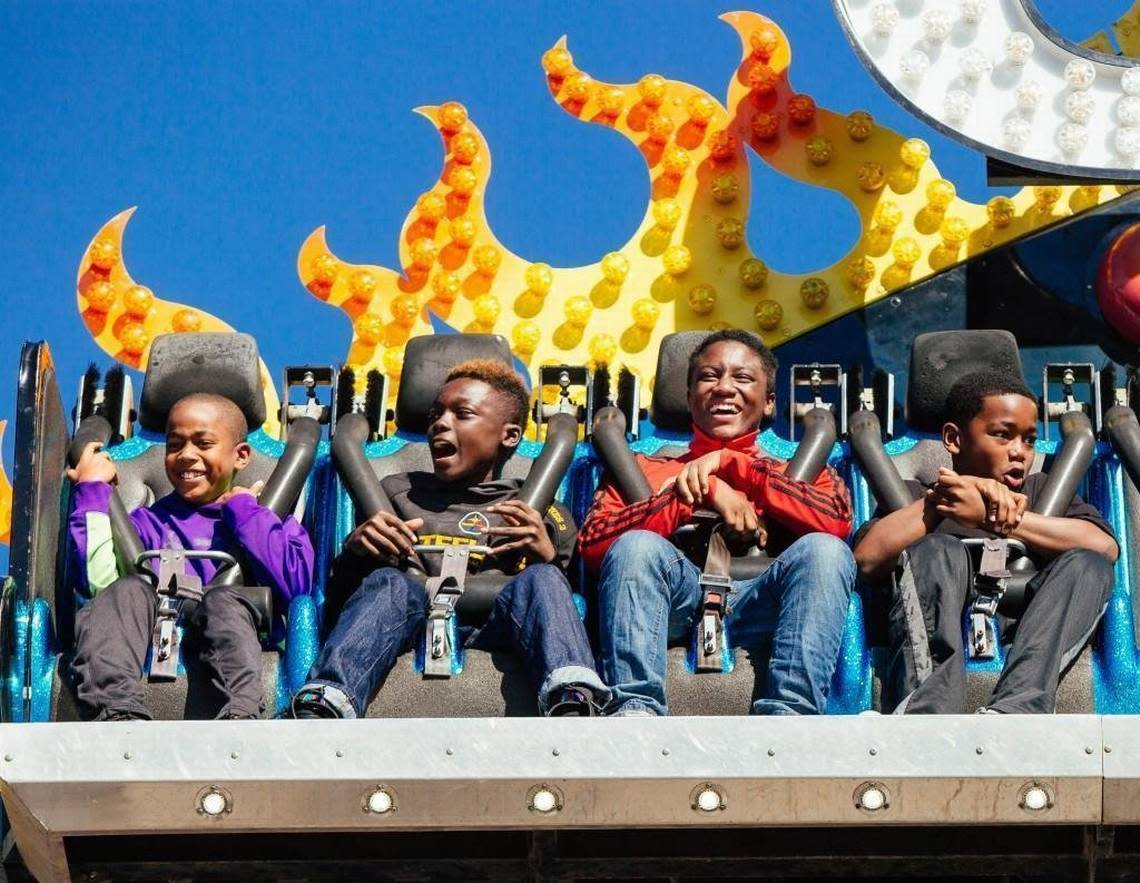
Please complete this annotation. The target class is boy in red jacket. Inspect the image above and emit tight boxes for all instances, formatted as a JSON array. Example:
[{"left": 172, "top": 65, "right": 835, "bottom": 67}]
[{"left": 581, "top": 330, "right": 854, "bottom": 716}]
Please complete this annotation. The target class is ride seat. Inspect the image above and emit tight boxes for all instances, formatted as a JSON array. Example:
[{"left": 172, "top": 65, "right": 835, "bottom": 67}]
[
  {"left": 588, "top": 331, "right": 871, "bottom": 715},
  {"left": 52, "top": 332, "right": 321, "bottom": 720},
  {"left": 332, "top": 333, "right": 584, "bottom": 717},
  {"left": 853, "top": 330, "right": 1099, "bottom": 713}
]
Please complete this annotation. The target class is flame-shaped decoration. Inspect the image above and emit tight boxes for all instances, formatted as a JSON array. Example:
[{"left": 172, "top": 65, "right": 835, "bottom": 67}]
[
  {"left": 77, "top": 208, "right": 282, "bottom": 435},
  {"left": 0, "top": 422, "right": 11, "bottom": 545},
  {"left": 297, "top": 12, "right": 1123, "bottom": 398}
]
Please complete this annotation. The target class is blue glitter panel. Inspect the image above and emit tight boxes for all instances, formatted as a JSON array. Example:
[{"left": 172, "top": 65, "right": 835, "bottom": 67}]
[
  {"left": 28, "top": 597, "right": 56, "bottom": 722},
  {"left": 278, "top": 595, "right": 320, "bottom": 713},
  {"left": 6, "top": 596, "right": 29, "bottom": 723},
  {"left": 1090, "top": 457, "right": 1140, "bottom": 714},
  {"left": 827, "top": 593, "right": 873, "bottom": 715}
]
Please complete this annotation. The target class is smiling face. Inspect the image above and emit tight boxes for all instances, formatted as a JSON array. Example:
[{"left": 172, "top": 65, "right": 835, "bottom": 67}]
[
  {"left": 944, "top": 393, "right": 1037, "bottom": 489},
  {"left": 427, "top": 378, "right": 521, "bottom": 484},
  {"left": 687, "top": 340, "right": 775, "bottom": 440},
  {"left": 164, "top": 398, "right": 251, "bottom": 504}
]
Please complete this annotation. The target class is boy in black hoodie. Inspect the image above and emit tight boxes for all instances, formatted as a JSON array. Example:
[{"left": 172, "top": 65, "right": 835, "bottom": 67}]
[{"left": 290, "top": 359, "right": 608, "bottom": 717}]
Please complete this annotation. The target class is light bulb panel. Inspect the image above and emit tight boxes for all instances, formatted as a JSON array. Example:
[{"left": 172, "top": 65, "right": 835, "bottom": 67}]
[{"left": 834, "top": 0, "right": 1140, "bottom": 177}]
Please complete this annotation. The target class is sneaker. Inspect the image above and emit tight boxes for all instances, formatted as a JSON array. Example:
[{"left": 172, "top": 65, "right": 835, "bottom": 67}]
[
  {"left": 289, "top": 687, "right": 343, "bottom": 720},
  {"left": 219, "top": 711, "right": 260, "bottom": 721},
  {"left": 547, "top": 687, "right": 597, "bottom": 717},
  {"left": 608, "top": 702, "right": 657, "bottom": 718}
]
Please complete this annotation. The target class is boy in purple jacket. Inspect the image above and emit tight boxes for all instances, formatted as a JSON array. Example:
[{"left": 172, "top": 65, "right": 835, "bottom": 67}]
[{"left": 67, "top": 393, "right": 314, "bottom": 720}]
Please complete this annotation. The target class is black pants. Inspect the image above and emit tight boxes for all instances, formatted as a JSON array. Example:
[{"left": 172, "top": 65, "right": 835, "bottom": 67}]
[
  {"left": 71, "top": 576, "right": 263, "bottom": 719},
  {"left": 888, "top": 534, "right": 1114, "bottom": 714}
]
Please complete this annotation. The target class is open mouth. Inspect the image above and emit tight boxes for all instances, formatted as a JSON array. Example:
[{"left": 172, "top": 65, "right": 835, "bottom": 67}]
[
  {"left": 430, "top": 439, "right": 458, "bottom": 463},
  {"left": 177, "top": 469, "right": 207, "bottom": 483},
  {"left": 707, "top": 402, "right": 741, "bottom": 418},
  {"left": 1003, "top": 468, "right": 1025, "bottom": 489}
]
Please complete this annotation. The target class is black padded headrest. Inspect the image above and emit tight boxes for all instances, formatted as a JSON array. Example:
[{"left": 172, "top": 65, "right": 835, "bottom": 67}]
[
  {"left": 906, "top": 330, "right": 1025, "bottom": 432},
  {"left": 394, "top": 334, "right": 514, "bottom": 433},
  {"left": 139, "top": 333, "right": 266, "bottom": 433},
  {"left": 650, "top": 331, "right": 712, "bottom": 431}
]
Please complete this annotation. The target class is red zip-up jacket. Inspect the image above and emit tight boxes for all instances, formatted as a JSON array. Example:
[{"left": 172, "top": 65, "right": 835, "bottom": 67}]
[{"left": 579, "top": 427, "right": 852, "bottom": 572}]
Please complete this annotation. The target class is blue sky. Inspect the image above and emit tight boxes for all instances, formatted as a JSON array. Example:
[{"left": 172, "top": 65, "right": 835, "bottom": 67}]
[{"left": 0, "top": 0, "right": 1126, "bottom": 572}]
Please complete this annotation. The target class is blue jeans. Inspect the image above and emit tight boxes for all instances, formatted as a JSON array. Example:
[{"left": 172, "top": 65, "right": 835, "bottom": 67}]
[
  {"left": 304, "top": 563, "right": 608, "bottom": 717},
  {"left": 597, "top": 530, "right": 855, "bottom": 716}
]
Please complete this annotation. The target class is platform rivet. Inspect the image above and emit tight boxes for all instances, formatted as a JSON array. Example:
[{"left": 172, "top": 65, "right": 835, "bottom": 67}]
[
  {"left": 1105, "top": 745, "right": 1114, "bottom": 754},
  {"left": 976, "top": 746, "right": 984, "bottom": 755},
  {"left": 335, "top": 750, "right": 344, "bottom": 758},
  {"left": 123, "top": 752, "right": 131, "bottom": 760},
  {"left": 767, "top": 748, "right": 776, "bottom": 757},
  {"left": 1086, "top": 746, "right": 1094, "bottom": 755},
  {"left": 552, "top": 748, "right": 561, "bottom": 757},
  {"left": 662, "top": 748, "right": 670, "bottom": 756},
  {"left": 446, "top": 748, "right": 454, "bottom": 756},
  {"left": 230, "top": 752, "right": 239, "bottom": 760},
  {"left": 3, "top": 754, "right": 11, "bottom": 762}
]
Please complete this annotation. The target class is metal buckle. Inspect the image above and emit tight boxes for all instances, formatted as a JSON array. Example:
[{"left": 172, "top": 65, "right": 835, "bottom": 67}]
[
  {"left": 695, "top": 573, "right": 732, "bottom": 673},
  {"left": 422, "top": 546, "right": 471, "bottom": 679},
  {"left": 147, "top": 549, "right": 203, "bottom": 682},
  {"left": 968, "top": 539, "right": 1009, "bottom": 661}
]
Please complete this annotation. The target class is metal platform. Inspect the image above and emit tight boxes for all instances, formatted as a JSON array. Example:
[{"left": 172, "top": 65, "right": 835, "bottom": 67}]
[{"left": 4, "top": 715, "right": 1140, "bottom": 881}]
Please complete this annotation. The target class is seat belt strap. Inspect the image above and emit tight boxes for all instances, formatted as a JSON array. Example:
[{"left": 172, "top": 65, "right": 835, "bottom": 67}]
[
  {"left": 695, "top": 530, "right": 733, "bottom": 673},
  {"left": 422, "top": 546, "right": 471, "bottom": 679},
  {"left": 148, "top": 549, "right": 205, "bottom": 682},
  {"left": 968, "top": 538, "right": 1010, "bottom": 661}
]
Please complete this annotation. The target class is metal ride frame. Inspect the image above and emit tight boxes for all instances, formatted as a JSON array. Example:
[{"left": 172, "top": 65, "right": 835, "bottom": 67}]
[{"left": 4, "top": 716, "right": 1140, "bottom": 881}]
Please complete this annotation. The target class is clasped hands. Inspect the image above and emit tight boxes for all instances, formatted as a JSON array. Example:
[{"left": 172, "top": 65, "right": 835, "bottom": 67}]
[
  {"left": 345, "top": 500, "right": 556, "bottom": 565},
  {"left": 668, "top": 451, "right": 767, "bottom": 552},
  {"left": 926, "top": 467, "right": 1026, "bottom": 536}
]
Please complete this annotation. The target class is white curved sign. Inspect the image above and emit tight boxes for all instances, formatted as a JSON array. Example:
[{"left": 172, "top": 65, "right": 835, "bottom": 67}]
[{"left": 833, "top": 0, "right": 1140, "bottom": 179}]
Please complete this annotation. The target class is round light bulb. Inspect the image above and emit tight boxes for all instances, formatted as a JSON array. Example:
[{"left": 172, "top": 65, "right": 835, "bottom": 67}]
[
  {"left": 754, "top": 299, "right": 782, "bottom": 330},
  {"left": 696, "top": 788, "right": 722, "bottom": 813},
  {"left": 1003, "top": 32, "right": 1034, "bottom": 65},
  {"left": 512, "top": 321, "right": 542, "bottom": 354},
  {"left": 1065, "top": 59, "right": 1096, "bottom": 91},
  {"left": 1117, "top": 127, "right": 1140, "bottom": 157},
  {"left": 1022, "top": 786, "right": 1048, "bottom": 812},
  {"left": 986, "top": 196, "right": 1016, "bottom": 228},
  {"left": 1002, "top": 117, "right": 1031, "bottom": 149},
  {"left": 525, "top": 263, "right": 553, "bottom": 296},
  {"left": 1065, "top": 91, "right": 1095, "bottom": 124},
  {"left": 739, "top": 258, "right": 769, "bottom": 290},
  {"left": 870, "top": 2, "right": 900, "bottom": 36},
  {"left": 959, "top": 48, "right": 993, "bottom": 80},
  {"left": 921, "top": 8, "right": 952, "bottom": 43},
  {"left": 874, "top": 200, "right": 903, "bottom": 231},
  {"left": 800, "top": 277, "right": 829, "bottom": 309},
  {"left": 1057, "top": 121, "right": 1088, "bottom": 155},
  {"left": 653, "top": 198, "right": 682, "bottom": 229},
  {"left": 959, "top": 0, "right": 987, "bottom": 23},
  {"left": 1123, "top": 67, "right": 1140, "bottom": 96},
  {"left": 859, "top": 786, "right": 886, "bottom": 811},
  {"left": 367, "top": 789, "right": 393, "bottom": 814},
  {"left": 1119, "top": 96, "right": 1140, "bottom": 125},
  {"left": 200, "top": 790, "right": 227, "bottom": 816},
  {"left": 531, "top": 788, "right": 558, "bottom": 813},
  {"left": 900, "top": 138, "right": 930, "bottom": 169},
  {"left": 1016, "top": 81, "right": 1042, "bottom": 112},
  {"left": 944, "top": 90, "right": 973, "bottom": 123},
  {"left": 900, "top": 49, "right": 930, "bottom": 83},
  {"left": 847, "top": 110, "right": 874, "bottom": 141}
]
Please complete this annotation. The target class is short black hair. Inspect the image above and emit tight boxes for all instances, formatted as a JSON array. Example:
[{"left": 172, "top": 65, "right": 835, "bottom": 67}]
[
  {"left": 944, "top": 370, "right": 1036, "bottom": 427},
  {"left": 687, "top": 329, "right": 778, "bottom": 389},
  {"left": 445, "top": 359, "right": 530, "bottom": 432},
  {"left": 168, "top": 393, "right": 249, "bottom": 443}
]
